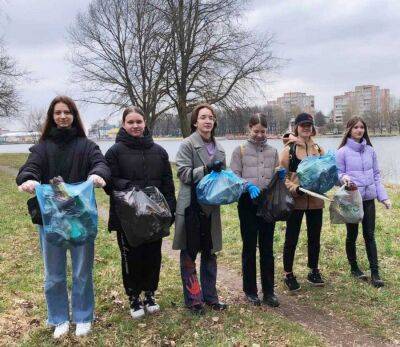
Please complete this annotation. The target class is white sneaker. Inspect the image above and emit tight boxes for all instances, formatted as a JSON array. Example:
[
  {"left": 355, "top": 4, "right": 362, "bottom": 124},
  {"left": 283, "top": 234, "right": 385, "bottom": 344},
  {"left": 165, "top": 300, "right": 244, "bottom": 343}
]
[
  {"left": 144, "top": 292, "right": 160, "bottom": 314},
  {"left": 130, "top": 296, "right": 145, "bottom": 319},
  {"left": 53, "top": 321, "right": 69, "bottom": 339},
  {"left": 75, "top": 322, "right": 92, "bottom": 337}
]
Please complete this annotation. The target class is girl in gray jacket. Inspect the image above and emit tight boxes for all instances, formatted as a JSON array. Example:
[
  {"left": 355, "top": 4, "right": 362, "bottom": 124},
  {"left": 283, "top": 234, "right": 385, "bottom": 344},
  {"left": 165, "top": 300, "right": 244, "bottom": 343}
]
[
  {"left": 230, "top": 114, "right": 280, "bottom": 307},
  {"left": 173, "top": 103, "right": 227, "bottom": 315}
]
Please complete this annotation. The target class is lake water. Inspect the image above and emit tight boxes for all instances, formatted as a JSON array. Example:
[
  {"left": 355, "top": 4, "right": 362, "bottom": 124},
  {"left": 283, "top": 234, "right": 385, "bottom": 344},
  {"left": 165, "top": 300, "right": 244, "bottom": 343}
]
[{"left": 1, "top": 136, "right": 399, "bottom": 184}]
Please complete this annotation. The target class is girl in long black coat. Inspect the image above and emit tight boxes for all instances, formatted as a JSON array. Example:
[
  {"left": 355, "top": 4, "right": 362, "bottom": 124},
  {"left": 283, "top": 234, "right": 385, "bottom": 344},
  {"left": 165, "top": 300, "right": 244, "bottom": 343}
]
[{"left": 105, "top": 106, "right": 176, "bottom": 319}]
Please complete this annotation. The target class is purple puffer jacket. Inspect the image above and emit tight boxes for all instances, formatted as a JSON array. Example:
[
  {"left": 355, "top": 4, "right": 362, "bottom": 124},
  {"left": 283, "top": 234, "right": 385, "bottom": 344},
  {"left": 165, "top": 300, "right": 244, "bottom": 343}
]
[{"left": 336, "top": 138, "right": 388, "bottom": 202}]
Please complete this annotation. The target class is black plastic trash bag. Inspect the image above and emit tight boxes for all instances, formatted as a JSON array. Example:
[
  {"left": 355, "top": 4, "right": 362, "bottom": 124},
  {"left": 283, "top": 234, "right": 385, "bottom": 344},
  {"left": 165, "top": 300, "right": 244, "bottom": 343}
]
[
  {"left": 113, "top": 186, "right": 172, "bottom": 247},
  {"left": 329, "top": 185, "right": 364, "bottom": 224},
  {"left": 257, "top": 173, "right": 295, "bottom": 223}
]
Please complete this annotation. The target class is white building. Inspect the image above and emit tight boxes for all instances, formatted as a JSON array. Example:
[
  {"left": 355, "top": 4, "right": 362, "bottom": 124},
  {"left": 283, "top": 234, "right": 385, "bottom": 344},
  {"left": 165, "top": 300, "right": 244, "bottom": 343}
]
[
  {"left": 333, "top": 85, "right": 390, "bottom": 124},
  {"left": 268, "top": 92, "right": 315, "bottom": 116}
]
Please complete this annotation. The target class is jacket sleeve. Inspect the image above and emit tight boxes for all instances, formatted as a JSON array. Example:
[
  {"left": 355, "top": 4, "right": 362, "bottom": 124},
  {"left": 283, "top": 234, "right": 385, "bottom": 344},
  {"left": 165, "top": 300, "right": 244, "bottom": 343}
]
[
  {"left": 335, "top": 148, "right": 347, "bottom": 183},
  {"left": 372, "top": 149, "right": 388, "bottom": 202},
  {"left": 279, "top": 146, "right": 300, "bottom": 196},
  {"left": 16, "top": 145, "right": 45, "bottom": 185},
  {"left": 176, "top": 140, "right": 205, "bottom": 184},
  {"left": 104, "top": 146, "right": 132, "bottom": 194},
  {"left": 87, "top": 142, "right": 111, "bottom": 184},
  {"left": 230, "top": 146, "right": 243, "bottom": 178},
  {"left": 160, "top": 150, "right": 176, "bottom": 214}
]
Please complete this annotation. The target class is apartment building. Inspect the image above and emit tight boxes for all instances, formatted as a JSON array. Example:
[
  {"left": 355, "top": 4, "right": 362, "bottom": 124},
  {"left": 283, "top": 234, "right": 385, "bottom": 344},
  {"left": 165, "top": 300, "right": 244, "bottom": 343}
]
[
  {"left": 268, "top": 92, "right": 315, "bottom": 116},
  {"left": 333, "top": 85, "right": 390, "bottom": 124}
]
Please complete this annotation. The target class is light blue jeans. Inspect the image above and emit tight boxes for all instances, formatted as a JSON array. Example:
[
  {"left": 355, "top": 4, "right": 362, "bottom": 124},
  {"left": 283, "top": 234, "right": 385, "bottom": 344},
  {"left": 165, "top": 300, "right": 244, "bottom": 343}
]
[{"left": 38, "top": 226, "right": 95, "bottom": 326}]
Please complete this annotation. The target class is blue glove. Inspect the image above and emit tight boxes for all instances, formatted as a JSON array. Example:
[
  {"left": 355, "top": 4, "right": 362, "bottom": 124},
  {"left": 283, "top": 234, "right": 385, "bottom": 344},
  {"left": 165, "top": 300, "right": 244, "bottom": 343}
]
[
  {"left": 246, "top": 182, "right": 261, "bottom": 199},
  {"left": 277, "top": 167, "right": 286, "bottom": 181}
]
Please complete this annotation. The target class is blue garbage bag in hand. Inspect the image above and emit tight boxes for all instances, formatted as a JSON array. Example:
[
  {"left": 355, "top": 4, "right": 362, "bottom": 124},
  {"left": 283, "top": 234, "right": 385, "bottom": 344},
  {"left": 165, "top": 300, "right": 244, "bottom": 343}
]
[
  {"left": 35, "top": 177, "right": 98, "bottom": 247},
  {"left": 296, "top": 151, "right": 338, "bottom": 194},
  {"left": 196, "top": 169, "right": 246, "bottom": 205}
]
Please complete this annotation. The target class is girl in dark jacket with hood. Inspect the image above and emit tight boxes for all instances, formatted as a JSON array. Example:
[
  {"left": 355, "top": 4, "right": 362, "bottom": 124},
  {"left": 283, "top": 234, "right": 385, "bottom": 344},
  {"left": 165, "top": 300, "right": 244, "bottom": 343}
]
[
  {"left": 16, "top": 96, "right": 110, "bottom": 339},
  {"left": 105, "top": 106, "right": 176, "bottom": 319}
]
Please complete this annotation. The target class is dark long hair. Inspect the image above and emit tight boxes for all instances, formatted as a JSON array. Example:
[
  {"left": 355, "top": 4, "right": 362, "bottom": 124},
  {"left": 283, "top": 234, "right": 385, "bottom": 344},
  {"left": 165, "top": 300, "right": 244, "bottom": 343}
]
[
  {"left": 338, "top": 116, "right": 372, "bottom": 149},
  {"left": 190, "top": 103, "right": 218, "bottom": 138},
  {"left": 249, "top": 113, "right": 268, "bottom": 128},
  {"left": 40, "top": 96, "right": 86, "bottom": 140}
]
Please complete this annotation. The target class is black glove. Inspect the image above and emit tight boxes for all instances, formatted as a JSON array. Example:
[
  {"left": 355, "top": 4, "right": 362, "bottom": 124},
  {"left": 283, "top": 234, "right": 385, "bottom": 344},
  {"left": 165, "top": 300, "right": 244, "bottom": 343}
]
[
  {"left": 296, "top": 186, "right": 305, "bottom": 196},
  {"left": 206, "top": 160, "right": 223, "bottom": 173}
]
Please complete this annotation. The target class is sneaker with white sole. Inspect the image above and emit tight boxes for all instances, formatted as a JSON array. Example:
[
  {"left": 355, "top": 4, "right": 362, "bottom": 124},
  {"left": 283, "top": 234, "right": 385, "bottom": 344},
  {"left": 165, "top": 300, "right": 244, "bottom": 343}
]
[
  {"left": 144, "top": 291, "right": 160, "bottom": 314},
  {"left": 75, "top": 322, "right": 92, "bottom": 337},
  {"left": 53, "top": 321, "right": 69, "bottom": 339},
  {"left": 130, "top": 296, "right": 145, "bottom": 319}
]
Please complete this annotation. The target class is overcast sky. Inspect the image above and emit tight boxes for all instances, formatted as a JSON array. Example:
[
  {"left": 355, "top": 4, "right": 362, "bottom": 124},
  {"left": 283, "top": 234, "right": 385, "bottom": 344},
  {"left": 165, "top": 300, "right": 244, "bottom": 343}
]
[{"left": 1, "top": 0, "right": 399, "bottom": 130}]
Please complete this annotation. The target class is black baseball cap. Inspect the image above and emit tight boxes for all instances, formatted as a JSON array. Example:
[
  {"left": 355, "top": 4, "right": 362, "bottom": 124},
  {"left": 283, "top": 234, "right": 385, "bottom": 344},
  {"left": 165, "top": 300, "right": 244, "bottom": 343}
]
[{"left": 294, "top": 113, "right": 314, "bottom": 126}]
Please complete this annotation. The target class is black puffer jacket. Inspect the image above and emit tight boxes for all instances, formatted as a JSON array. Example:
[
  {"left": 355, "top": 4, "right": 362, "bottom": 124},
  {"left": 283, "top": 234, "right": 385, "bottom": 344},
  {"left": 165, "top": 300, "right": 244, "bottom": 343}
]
[
  {"left": 105, "top": 127, "right": 176, "bottom": 232},
  {"left": 16, "top": 127, "right": 110, "bottom": 185}
]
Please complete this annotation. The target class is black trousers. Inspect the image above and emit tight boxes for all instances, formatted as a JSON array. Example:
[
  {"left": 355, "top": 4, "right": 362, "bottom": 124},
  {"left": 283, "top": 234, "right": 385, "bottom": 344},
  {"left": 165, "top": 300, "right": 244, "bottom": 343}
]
[
  {"left": 116, "top": 230, "right": 162, "bottom": 298},
  {"left": 238, "top": 194, "right": 275, "bottom": 296},
  {"left": 283, "top": 209, "right": 323, "bottom": 273},
  {"left": 346, "top": 199, "right": 379, "bottom": 272}
]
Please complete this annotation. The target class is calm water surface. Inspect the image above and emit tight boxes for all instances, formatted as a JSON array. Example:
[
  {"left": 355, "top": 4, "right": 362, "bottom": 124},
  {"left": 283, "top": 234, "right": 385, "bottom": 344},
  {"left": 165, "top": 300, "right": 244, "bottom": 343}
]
[{"left": 1, "top": 136, "right": 399, "bottom": 184}]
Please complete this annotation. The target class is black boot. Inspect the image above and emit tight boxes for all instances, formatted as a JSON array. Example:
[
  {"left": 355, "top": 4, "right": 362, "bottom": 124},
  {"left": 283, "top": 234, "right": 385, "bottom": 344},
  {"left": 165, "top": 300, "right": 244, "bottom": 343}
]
[
  {"left": 350, "top": 263, "right": 368, "bottom": 281},
  {"left": 263, "top": 293, "right": 280, "bottom": 307},
  {"left": 371, "top": 271, "right": 384, "bottom": 288}
]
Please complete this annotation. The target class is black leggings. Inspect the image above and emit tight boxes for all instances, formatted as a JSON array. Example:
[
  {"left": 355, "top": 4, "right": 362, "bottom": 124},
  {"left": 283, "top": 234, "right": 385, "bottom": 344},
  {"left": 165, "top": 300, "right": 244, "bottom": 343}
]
[
  {"left": 283, "top": 209, "right": 323, "bottom": 273},
  {"left": 346, "top": 199, "right": 378, "bottom": 272},
  {"left": 238, "top": 194, "right": 275, "bottom": 295},
  {"left": 116, "top": 230, "right": 162, "bottom": 298}
]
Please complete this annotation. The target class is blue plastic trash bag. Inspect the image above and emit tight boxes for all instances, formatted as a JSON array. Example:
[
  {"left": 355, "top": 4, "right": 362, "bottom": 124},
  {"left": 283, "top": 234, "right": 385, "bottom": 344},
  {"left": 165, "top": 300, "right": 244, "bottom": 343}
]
[
  {"left": 329, "top": 185, "right": 364, "bottom": 224},
  {"left": 297, "top": 151, "right": 338, "bottom": 194},
  {"left": 35, "top": 177, "right": 98, "bottom": 247},
  {"left": 196, "top": 169, "right": 246, "bottom": 205}
]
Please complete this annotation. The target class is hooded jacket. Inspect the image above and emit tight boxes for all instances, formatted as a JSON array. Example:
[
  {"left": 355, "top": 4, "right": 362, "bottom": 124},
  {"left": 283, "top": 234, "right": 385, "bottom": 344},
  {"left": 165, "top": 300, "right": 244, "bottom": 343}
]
[
  {"left": 279, "top": 137, "right": 325, "bottom": 210},
  {"left": 16, "top": 127, "right": 110, "bottom": 185},
  {"left": 336, "top": 137, "right": 388, "bottom": 202},
  {"left": 105, "top": 127, "right": 176, "bottom": 232}
]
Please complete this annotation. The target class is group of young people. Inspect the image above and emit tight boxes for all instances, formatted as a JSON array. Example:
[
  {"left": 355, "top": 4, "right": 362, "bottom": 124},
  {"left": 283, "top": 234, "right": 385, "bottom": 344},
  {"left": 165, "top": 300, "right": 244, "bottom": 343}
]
[{"left": 16, "top": 96, "right": 390, "bottom": 339}]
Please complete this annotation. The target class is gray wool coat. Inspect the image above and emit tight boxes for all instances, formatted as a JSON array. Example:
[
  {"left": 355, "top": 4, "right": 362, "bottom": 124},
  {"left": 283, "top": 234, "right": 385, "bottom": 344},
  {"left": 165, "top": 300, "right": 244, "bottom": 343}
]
[{"left": 172, "top": 131, "right": 226, "bottom": 253}]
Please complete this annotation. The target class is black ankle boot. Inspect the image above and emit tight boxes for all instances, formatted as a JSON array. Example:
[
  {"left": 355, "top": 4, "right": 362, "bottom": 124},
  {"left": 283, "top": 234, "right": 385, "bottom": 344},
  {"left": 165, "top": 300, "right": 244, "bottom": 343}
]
[
  {"left": 350, "top": 264, "right": 368, "bottom": 281},
  {"left": 371, "top": 271, "right": 384, "bottom": 288}
]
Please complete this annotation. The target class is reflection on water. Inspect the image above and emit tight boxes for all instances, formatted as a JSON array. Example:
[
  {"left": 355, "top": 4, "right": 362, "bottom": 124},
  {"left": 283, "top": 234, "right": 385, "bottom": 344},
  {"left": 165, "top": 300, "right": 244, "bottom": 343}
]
[{"left": 1, "top": 136, "right": 399, "bottom": 184}]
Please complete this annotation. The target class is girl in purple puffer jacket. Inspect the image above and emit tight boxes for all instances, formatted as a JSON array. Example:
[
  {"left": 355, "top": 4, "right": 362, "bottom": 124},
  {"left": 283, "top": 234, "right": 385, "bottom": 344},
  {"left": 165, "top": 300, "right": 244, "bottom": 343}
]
[{"left": 336, "top": 116, "right": 391, "bottom": 287}]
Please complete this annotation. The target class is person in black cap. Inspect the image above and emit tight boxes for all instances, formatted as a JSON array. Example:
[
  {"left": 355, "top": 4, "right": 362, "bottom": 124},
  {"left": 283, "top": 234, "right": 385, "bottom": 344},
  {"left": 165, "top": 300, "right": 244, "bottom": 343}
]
[{"left": 279, "top": 113, "right": 326, "bottom": 292}]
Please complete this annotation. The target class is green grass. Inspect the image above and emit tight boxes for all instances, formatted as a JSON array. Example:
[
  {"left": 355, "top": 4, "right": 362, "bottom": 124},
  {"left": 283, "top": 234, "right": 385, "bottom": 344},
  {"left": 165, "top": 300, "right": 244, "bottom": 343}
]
[
  {"left": 2, "top": 153, "right": 399, "bottom": 344},
  {"left": 0, "top": 163, "right": 321, "bottom": 345}
]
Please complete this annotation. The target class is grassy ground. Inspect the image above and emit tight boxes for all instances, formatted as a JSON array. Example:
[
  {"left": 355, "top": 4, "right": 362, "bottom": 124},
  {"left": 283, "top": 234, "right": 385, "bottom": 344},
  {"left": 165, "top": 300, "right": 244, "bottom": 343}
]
[
  {"left": 1, "top": 153, "right": 399, "bottom": 345},
  {"left": 0, "top": 164, "right": 321, "bottom": 345}
]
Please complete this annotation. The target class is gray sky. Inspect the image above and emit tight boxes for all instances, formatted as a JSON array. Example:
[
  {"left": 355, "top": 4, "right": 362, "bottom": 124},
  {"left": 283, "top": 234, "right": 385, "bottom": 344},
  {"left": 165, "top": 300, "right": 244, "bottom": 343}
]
[{"left": 1, "top": 0, "right": 399, "bottom": 130}]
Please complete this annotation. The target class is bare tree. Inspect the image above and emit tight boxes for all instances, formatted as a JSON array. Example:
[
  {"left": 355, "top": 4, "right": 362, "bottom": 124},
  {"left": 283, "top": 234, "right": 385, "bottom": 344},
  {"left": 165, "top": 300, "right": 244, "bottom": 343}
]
[
  {"left": 20, "top": 107, "right": 47, "bottom": 133},
  {"left": 0, "top": 43, "right": 23, "bottom": 117},
  {"left": 157, "top": 0, "right": 277, "bottom": 137},
  {"left": 68, "top": 0, "right": 172, "bottom": 128}
]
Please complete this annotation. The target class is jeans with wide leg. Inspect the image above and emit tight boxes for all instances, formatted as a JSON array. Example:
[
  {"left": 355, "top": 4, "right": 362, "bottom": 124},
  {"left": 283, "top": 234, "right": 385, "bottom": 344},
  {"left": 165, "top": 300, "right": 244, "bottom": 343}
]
[{"left": 39, "top": 226, "right": 95, "bottom": 326}]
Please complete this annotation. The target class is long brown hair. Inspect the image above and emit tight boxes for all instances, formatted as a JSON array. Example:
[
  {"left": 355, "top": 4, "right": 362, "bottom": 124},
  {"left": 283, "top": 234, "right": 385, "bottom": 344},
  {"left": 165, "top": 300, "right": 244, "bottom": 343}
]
[
  {"left": 40, "top": 96, "right": 86, "bottom": 140},
  {"left": 190, "top": 103, "right": 218, "bottom": 138},
  {"left": 338, "top": 116, "right": 372, "bottom": 149}
]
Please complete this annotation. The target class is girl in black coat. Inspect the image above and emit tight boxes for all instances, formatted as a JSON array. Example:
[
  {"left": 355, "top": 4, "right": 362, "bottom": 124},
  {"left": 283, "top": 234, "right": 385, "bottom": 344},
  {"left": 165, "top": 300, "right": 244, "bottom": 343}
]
[
  {"left": 16, "top": 96, "right": 110, "bottom": 339},
  {"left": 105, "top": 106, "right": 176, "bottom": 319}
]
